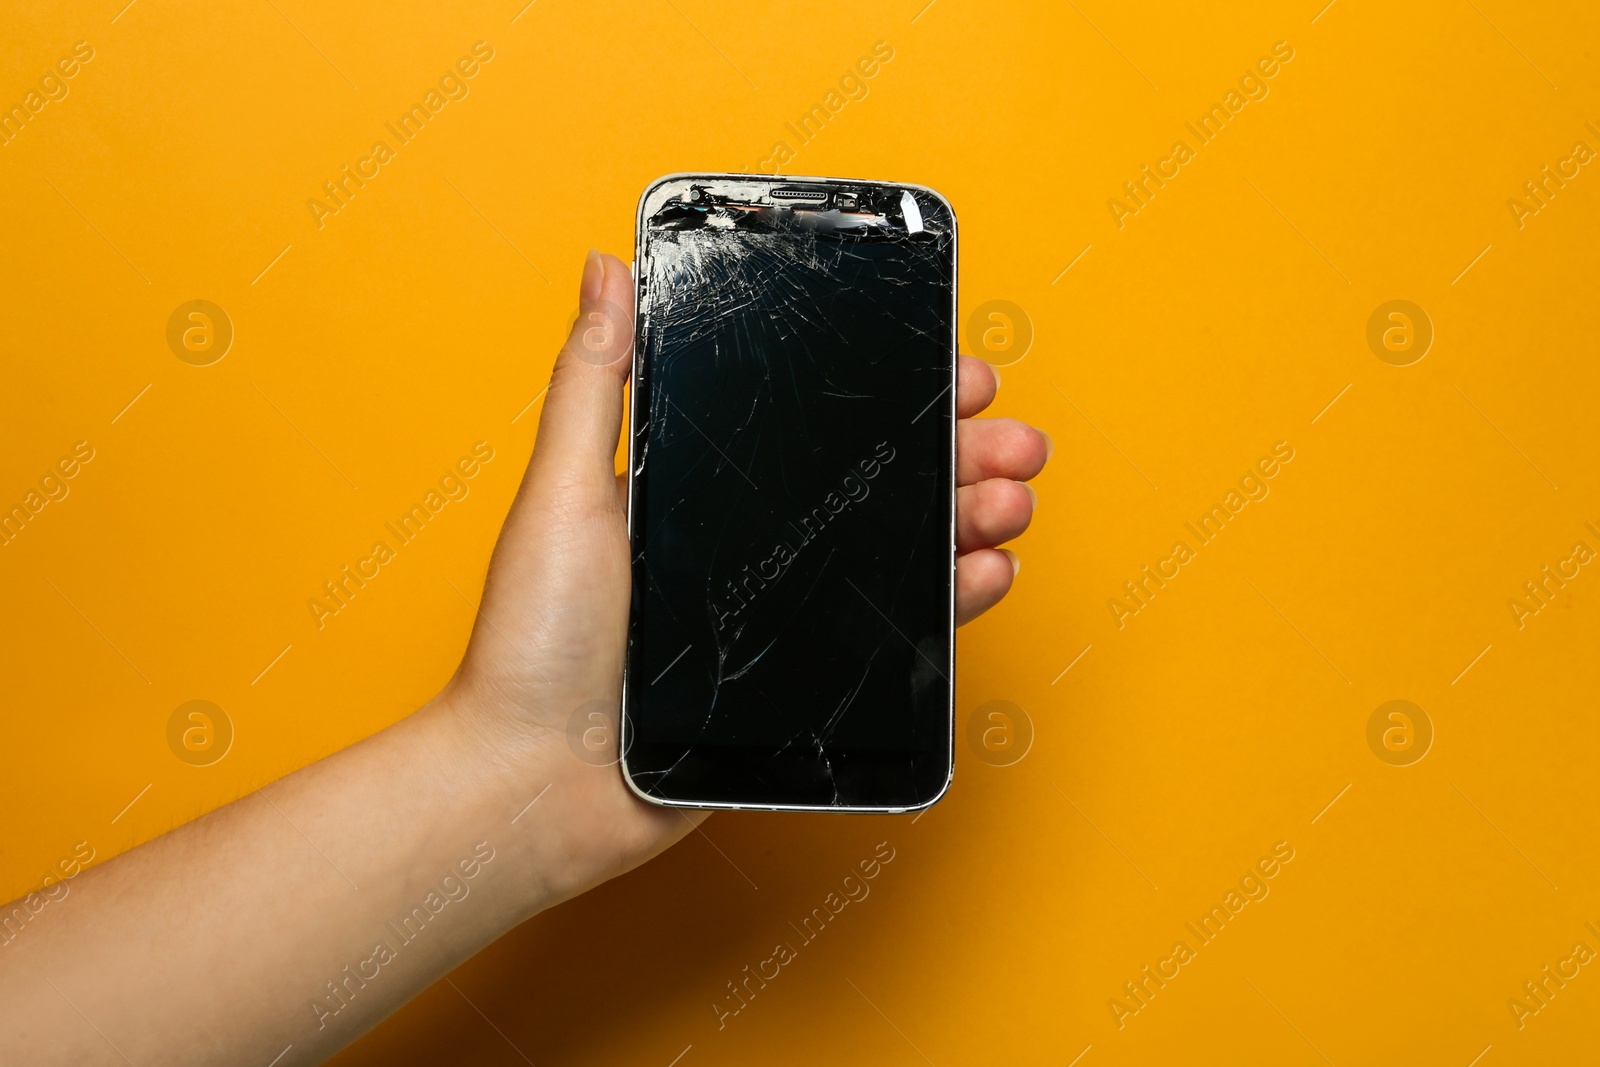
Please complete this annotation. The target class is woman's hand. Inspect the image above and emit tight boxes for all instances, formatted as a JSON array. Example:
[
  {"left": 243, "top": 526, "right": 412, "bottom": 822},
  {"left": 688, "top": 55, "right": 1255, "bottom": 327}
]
[
  {"left": 444, "top": 250, "right": 1053, "bottom": 906},
  {"left": 0, "top": 249, "right": 1052, "bottom": 1067}
]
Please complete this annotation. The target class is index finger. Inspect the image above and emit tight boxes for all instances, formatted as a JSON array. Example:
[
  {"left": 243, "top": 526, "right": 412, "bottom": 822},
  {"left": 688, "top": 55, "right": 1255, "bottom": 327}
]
[{"left": 958, "top": 354, "right": 999, "bottom": 418}]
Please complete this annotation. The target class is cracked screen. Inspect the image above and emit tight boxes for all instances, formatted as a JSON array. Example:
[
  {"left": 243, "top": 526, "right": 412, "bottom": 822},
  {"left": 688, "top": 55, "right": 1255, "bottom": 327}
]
[{"left": 623, "top": 175, "right": 956, "bottom": 811}]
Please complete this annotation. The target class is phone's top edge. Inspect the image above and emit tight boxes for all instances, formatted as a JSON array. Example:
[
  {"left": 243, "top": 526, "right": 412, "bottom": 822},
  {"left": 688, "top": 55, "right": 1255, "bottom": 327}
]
[
  {"left": 636, "top": 172, "right": 957, "bottom": 217},
  {"left": 640, "top": 171, "right": 940, "bottom": 188}
]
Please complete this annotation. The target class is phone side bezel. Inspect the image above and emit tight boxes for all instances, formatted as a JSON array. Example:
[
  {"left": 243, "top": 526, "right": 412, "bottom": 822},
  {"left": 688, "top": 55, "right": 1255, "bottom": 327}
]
[{"left": 618, "top": 172, "right": 958, "bottom": 815}]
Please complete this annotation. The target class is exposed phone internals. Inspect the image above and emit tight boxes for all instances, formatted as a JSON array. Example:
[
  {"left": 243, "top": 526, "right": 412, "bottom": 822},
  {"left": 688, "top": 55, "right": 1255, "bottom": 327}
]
[{"left": 621, "top": 173, "right": 957, "bottom": 812}]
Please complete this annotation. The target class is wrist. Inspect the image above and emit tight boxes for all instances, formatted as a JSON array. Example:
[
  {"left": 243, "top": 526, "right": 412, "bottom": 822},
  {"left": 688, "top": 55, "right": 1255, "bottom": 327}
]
[
  {"left": 424, "top": 680, "right": 627, "bottom": 912},
  {"left": 397, "top": 686, "right": 557, "bottom": 918}
]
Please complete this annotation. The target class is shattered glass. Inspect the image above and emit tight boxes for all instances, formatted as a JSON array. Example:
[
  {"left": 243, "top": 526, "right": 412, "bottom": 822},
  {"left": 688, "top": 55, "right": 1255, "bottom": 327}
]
[{"left": 622, "top": 175, "right": 956, "bottom": 811}]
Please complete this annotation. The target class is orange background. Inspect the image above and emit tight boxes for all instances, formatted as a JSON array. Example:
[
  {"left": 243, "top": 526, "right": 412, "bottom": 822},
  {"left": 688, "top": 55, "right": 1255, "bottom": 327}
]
[{"left": 4, "top": 0, "right": 1598, "bottom": 1063}]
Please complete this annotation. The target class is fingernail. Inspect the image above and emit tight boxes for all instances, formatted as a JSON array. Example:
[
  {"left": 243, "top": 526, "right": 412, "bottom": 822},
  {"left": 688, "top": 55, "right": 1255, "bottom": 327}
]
[
  {"left": 580, "top": 249, "right": 604, "bottom": 304},
  {"left": 991, "top": 366, "right": 1002, "bottom": 389},
  {"left": 1040, "top": 431, "right": 1054, "bottom": 462},
  {"left": 1001, "top": 549, "right": 1020, "bottom": 576},
  {"left": 1023, "top": 483, "right": 1037, "bottom": 508}
]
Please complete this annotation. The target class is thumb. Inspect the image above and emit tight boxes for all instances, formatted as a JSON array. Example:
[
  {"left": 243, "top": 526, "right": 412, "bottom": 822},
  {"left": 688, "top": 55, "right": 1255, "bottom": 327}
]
[{"left": 526, "top": 250, "right": 635, "bottom": 493}]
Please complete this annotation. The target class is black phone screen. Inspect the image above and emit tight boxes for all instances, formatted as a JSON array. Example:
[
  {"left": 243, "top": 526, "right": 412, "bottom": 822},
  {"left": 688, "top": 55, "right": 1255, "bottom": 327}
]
[{"left": 623, "top": 175, "right": 955, "bottom": 811}]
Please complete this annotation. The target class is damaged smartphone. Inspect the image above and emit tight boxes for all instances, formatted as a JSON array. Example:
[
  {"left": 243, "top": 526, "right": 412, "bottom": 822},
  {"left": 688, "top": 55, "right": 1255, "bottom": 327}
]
[{"left": 620, "top": 173, "right": 957, "bottom": 813}]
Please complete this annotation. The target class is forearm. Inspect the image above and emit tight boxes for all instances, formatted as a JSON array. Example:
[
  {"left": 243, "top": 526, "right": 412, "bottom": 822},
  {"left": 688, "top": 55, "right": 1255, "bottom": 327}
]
[{"left": 0, "top": 691, "right": 562, "bottom": 1066}]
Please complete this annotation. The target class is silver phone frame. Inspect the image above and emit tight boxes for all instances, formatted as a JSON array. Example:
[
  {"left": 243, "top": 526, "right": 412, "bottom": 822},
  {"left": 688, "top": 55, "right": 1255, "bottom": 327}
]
[{"left": 618, "top": 172, "right": 958, "bottom": 815}]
